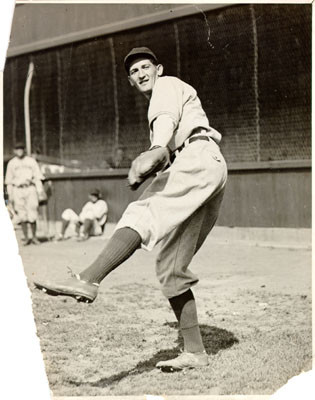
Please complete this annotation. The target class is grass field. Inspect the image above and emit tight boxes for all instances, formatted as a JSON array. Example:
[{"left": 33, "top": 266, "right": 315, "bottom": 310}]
[{"left": 19, "top": 226, "right": 312, "bottom": 397}]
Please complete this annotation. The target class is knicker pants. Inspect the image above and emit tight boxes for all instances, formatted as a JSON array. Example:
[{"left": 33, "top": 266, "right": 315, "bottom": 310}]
[
  {"left": 115, "top": 138, "right": 228, "bottom": 297},
  {"left": 12, "top": 185, "right": 39, "bottom": 223},
  {"left": 61, "top": 208, "right": 103, "bottom": 236}
]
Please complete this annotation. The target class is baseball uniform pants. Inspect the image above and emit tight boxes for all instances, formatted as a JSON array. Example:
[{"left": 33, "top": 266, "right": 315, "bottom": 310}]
[
  {"left": 61, "top": 209, "right": 103, "bottom": 236},
  {"left": 115, "top": 138, "right": 227, "bottom": 298},
  {"left": 12, "top": 185, "right": 39, "bottom": 223}
]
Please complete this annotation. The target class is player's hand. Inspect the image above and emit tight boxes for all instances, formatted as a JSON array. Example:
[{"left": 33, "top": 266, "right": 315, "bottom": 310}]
[{"left": 128, "top": 146, "right": 170, "bottom": 190}]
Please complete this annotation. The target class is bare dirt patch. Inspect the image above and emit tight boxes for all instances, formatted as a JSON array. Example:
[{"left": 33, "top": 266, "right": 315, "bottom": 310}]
[{"left": 19, "top": 232, "right": 312, "bottom": 396}]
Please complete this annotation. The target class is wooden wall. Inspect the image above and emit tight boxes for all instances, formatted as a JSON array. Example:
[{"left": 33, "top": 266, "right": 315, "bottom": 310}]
[
  {"left": 44, "top": 164, "right": 311, "bottom": 228},
  {"left": 219, "top": 165, "right": 311, "bottom": 228}
]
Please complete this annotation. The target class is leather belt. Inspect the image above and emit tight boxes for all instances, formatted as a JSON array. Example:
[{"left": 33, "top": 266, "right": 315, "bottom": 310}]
[
  {"left": 15, "top": 183, "right": 32, "bottom": 188},
  {"left": 176, "top": 135, "right": 213, "bottom": 153},
  {"left": 170, "top": 134, "right": 215, "bottom": 164}
]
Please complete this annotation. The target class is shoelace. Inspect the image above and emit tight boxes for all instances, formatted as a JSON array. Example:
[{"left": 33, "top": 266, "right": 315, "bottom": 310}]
[
  {"left": 66, "top": 266, "right": 99, "bottom": 287},
  {"left": 67, "top": 266, "right": 80, "bottom": 280}
]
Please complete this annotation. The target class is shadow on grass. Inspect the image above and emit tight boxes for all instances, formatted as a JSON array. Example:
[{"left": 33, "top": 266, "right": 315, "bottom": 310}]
[{"left": 66, "top": 323, "right": 238, "bottom": 388}]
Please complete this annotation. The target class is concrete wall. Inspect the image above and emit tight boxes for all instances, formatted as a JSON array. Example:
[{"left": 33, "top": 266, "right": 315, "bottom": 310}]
[{"left": 44, "top": 163, "right": 311, "bottom": 228}]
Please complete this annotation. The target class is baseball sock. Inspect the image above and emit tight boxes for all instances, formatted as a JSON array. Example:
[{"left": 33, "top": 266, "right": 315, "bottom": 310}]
[
  {"left": 75, "top": 221, "right": 81, "bottom": 236},
  {"left": 60, "top": 218, "right": 70, "bottom": 236},
  {"left": 30, "top": 222, "right": 37, "bottom": 238},
  {"left": 79, "top": 227, "right": 141, "bottom": 284},
  {"left": 169, "top": 289, "right": 205, "bottom": 354},
  {"left": 21, "top": 222, "right": 28, "bottom": 239},
  {"left": 82, "top": 219, "right": 93, "bottom": 237}
]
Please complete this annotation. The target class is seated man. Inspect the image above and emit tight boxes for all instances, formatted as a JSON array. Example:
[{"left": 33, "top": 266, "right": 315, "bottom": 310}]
[{"left": 56, "top": 189, "right": 108, "bottom": 241}]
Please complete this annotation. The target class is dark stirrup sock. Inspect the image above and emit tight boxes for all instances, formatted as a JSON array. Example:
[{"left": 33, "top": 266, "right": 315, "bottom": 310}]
[
  {"left": 30, "top": 222, "right": 37, "bottom": 237},
  {"left": 75, "top": 222, "right": 81, "bottom": 236},
  {"left": 79, "top": 227, "right": 142, "bottom": 284},
  {"left": 61, "top": 218, "right": 70, "bottom": 236},
  {"left": 21, "top": 222, "right": 28, "bottom": 240},
  {"left": 169, "top": 289, "right": 205, "bottom": 354},
  {"left": 82, "top": 219, "right": 93, "bottom": 237}
]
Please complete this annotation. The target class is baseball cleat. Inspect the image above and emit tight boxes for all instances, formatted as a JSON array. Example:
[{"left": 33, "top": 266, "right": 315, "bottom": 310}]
[
  {"left": 156, "top": 351, "right": 209, "bottom": 372},
  {"left": 34, "top": 273, "right": 99, "bottom": 303},
  {"left": 55, "top": 234, "right": 65, "bottom": 241},
  {"left": 76, "top": 234, "right": 89, "bottom": 242},
  {"left": 31, "top": 237, "right": 41, "bottom": 245}
]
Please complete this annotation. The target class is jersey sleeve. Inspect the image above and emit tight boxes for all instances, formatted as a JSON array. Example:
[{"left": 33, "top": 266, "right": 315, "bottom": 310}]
[
  {"left": 5, "top": 160, "right": 14, "bottom": 185},
  {"left": 31, "top": 158, "right": 45, "bottom": 181},
  {"left": 81, "top": 202, "right": 91, "bottom": 214},
  {"left": 148, "top": 77, "right": 184, "bottom": 129},
  {"left": 93, "top": 200, "right": 108, "bottom": 220}
]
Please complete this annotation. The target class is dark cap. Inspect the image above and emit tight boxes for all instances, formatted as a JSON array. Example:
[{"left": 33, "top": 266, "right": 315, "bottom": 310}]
[
  {"left": 124, "top": 47, "right": 158, "bottom": 73},
  {"left": 14, "top": 142, "right": 25, "bottom": 149},
  {"left": 89, "top": 188, "right": 101, "bottom": 198}
]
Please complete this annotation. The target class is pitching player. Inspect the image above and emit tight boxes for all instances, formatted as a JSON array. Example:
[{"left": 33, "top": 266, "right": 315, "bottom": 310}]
[
  {"left": 5, "top": 142, "right": 46, "bottom": 245},
  {"left": 56, "top": 188, "right": 108, "bottom": 241},
  {"left": 35, "top": 47, "right": 227, "bottom": 372}
]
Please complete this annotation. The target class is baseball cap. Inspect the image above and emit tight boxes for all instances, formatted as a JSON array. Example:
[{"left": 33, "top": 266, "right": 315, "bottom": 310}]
[
  {"left": 124, "top": 47, "right": 158, "bottom": 73},
  {"left": 14, "top": 142, "right": 25, "bottom": 149},
  {"left": 89, "top": 188, "right": 101, "bottom": 198}
]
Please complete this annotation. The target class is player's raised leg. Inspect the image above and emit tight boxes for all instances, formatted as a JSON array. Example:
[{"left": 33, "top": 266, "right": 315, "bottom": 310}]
[{"left": 34, "top": 227, "right": 141, "bottom": 302}]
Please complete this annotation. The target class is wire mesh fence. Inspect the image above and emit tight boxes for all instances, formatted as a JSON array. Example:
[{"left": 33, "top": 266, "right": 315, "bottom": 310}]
[{"left": 3, "top": 4, "right": 311, "bottom": 169}]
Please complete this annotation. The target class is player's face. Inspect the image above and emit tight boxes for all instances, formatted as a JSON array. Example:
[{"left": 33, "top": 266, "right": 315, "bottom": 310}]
[
  {"left": 89, "top": 194, "right": 98, "bottom": 203},
  {"left": 14, "top": 148, "right": 25, "bottom": 158},
  {"left": 128, "top": 58, "right": 163, "bottom": 97}
]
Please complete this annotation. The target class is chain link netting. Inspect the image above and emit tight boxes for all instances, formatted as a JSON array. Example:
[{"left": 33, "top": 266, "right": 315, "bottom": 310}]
[{"left": 3, "top": 4, "right": 311, "bottom": 168}]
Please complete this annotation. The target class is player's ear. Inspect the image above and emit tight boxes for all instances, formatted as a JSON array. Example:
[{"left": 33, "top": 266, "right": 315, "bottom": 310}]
[
  {"left": 128, "top": 76, "right": 135, "bottom": 87},
  {"left": 157, "top": 64, "right": 164, "bottom": 76}
]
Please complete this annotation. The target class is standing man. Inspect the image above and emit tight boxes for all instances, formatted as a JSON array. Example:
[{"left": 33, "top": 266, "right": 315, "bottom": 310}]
[
  {"left": 5, "top": 142, "right": 45, "bottom": 245},
  {"left": 35, "top": 47, "right": 228, "bottom": 372},
  {"left": 56, "top": 188, "right": 108, "bottom": 241}
]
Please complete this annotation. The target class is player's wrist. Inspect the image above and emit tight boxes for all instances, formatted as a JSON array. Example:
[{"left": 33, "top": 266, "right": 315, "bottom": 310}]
[{"left": 149, "top": 145, "right": 171, "bottom": 155}]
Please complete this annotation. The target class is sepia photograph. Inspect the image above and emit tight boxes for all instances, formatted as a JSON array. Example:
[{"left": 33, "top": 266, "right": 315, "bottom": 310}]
[{"left": 1, "top": 1, "right": 312, "bottom": 399}]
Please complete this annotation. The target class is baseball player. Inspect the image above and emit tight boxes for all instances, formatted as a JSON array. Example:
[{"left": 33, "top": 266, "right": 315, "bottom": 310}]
[
  {"left": 5, "top": 142, "right": 46, "bottom": 245},
  {"left": 56, "top": 188, "right": 108, "bottom": 241},
  {"left": 106, "top": 147, "right": 131, "bottom": 169},
  {"left": 34, "top": 47, "right": 227, "bottom": 372}
]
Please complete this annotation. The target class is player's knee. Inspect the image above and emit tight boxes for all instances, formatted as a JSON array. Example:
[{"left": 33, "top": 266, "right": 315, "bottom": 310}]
[
  {"left": 27, "top": 213, "right": 37, "bottom": 223},
  {"left": 62, "top": 208, "right": 77, "bottom": 221}
]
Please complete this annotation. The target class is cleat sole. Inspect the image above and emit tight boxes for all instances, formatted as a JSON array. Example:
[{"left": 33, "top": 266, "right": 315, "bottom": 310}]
[
  {"left": 34, "top": 282, "right": 95, "bottom": 303},
  {"left": 157, "top": 365, "right": 182, "bottom": 373}
]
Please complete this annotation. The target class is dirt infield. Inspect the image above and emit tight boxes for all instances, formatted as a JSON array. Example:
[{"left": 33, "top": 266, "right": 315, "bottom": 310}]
[{"left": 18, "top": 226, "right": 312, "bottom": 397}]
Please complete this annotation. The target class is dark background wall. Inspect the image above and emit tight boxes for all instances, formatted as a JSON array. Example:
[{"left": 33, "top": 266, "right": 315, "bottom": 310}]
[{"left": 3, "top": 4, "right": 312, "bottom": 228}]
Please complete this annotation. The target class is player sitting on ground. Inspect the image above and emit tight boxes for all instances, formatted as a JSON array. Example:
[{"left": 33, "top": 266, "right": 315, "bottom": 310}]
[
  {"left": 34, "top": 47, "right": 228, "bottom": 372},
  {"left": 56, "top": 188, "right": 108, "bottom": 242}
]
